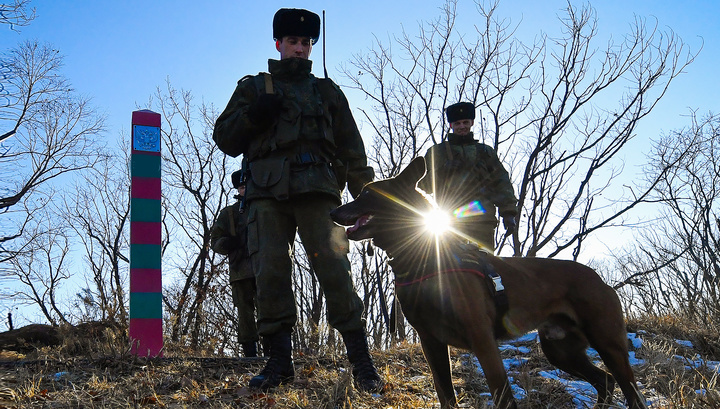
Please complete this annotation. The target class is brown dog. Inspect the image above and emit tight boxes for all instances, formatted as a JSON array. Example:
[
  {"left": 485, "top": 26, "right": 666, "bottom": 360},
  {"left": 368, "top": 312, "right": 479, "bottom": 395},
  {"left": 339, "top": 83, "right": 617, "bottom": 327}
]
[{"left": 330, "top": 157, "right": 647, "bottom": 409}]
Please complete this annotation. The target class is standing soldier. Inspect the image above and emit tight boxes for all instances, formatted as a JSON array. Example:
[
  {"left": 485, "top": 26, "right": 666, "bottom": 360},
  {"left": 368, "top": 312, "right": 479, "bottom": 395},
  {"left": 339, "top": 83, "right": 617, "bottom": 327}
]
[
  {"left": 418, "top": 102, "right": 518, "bottom": 251},
  {"left": 213, "top": 8, "right": 382, "bottom": 392},
  {"left": 210, "top": 169, "right": 259, "bottom": 357}
]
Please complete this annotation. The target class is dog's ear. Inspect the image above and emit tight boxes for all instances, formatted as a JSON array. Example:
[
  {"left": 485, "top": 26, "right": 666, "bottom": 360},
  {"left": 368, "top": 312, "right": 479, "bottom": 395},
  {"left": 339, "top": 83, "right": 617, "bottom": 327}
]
[{"left": 396, "top": 157, "right": 427, "bottom": 187}]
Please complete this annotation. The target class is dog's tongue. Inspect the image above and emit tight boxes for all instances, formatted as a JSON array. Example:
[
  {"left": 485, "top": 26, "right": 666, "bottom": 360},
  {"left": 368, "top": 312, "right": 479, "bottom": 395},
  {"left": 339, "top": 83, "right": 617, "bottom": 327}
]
[{"left": 346, "top": 214, "right": 370, "bottom": 235}]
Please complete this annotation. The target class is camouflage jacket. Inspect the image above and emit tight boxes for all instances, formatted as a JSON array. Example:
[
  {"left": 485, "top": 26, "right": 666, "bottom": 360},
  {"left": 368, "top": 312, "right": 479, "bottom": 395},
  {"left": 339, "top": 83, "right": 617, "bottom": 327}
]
[
  {"left": 209, "top": 200, "right": 253, "bottom": 282},
  {"left": 417, "top": 132, "right": 517, "bottom": 222},
  {"left": 213, "top": 57, "right": 373, "bottom": 202}
]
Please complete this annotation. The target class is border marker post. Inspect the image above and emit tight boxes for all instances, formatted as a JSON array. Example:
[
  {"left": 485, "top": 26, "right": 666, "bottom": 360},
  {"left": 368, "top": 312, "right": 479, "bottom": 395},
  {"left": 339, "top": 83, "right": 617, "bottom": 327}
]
[{"left": 129, "top": 109, "right": 163, "bottom": 357}]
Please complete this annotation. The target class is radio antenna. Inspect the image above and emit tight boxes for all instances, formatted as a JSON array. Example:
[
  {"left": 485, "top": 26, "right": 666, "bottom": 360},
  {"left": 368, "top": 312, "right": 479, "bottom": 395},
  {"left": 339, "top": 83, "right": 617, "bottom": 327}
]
[{"left": 322, "top": 10, "right": 328, "bottom": 78}]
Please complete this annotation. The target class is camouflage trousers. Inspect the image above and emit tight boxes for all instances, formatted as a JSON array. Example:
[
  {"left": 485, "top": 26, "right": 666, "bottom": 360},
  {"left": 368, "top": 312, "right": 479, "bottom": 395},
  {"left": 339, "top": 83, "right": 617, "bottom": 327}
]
[
  {"left": 231, "top": 277, "right": 258, "bottom": 344},
  {"left": 246, "top": 194, "right": 365, "bottom": 336}
]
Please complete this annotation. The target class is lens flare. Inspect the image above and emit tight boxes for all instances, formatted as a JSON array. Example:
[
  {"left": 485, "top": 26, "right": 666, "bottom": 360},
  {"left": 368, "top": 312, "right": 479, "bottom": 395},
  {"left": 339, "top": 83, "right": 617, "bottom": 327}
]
[
  {"left": 453, "top": 201, "right": 486, "bottom": 219},
  {"left": 423, "top": 208, "right": 451, "bottom": 236}
]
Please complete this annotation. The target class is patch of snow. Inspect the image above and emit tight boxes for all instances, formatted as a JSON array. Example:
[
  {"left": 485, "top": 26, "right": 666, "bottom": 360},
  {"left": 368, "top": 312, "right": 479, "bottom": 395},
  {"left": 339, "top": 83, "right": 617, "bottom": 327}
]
[
  {"left": 627, "top": 332, "right": 643, "bottom": 349},
  {"left": 511, "top": 332, "right": 539, "bottom": 343},
  {"left": 498, "top": 344, "right": 531, "bottom": 354},
  {"left": 628, "top": 351, "right": 645, "bottom": 366},
  {"left": 503, "top": 356, "right": 529, "bottom": 371},
  {"left": 539, "top": 370, "right": 598, "bottom": 408},
  {"left": 675, "top": 339, "right": 694, "bottom": 348}
]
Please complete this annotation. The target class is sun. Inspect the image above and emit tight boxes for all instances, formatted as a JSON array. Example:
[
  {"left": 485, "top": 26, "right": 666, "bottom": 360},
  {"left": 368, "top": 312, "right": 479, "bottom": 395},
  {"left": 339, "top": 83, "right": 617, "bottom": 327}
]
[{"left": 423, "top": 208, "right": 452, "bottom": 236}]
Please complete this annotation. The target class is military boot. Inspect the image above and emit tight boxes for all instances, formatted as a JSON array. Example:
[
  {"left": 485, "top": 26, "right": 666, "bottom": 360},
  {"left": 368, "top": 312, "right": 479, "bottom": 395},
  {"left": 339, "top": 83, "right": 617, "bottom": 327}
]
[
  {"left": 342, "top": 329, "right": 384, "bottom": 393},
  {"left": 248, "top": 328, "right": 294, "bottom": 389},
  {"left": 242, "top": 341, "right": 257, "bottom": 358}
]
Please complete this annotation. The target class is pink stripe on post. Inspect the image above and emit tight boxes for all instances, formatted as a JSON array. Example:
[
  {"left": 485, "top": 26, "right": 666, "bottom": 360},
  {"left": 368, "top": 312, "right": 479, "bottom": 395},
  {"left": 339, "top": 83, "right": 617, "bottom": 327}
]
[
  {"left": 129, "top": 318, "right": 163, "bottom": 357},
  {"left": 132, "top": 149, "right": 161, "bottom": 157},
  {"left": 132, "top": 110, "right": 162, "bottom": 127},
  {"left": 131, "top": 222, "right": 161, "bottom": 245},
  {"left": 130, "top": 268, "right": 162, "bottom": 292},
  {"left": 131, "top": 177, "right": 161, "bottom": 200}
]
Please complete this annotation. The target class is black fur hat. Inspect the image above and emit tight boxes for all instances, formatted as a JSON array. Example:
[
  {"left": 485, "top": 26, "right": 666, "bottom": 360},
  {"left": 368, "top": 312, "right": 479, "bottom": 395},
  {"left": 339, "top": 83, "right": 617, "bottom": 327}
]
[
  {"left": 273, "top": 8, "right": 321, "bottom": 44},
  {"left": 445, "top": 102, "right": 476, "bottom": 123},
  {"left": 231, "top": 170, "right": 245, "bottom": 189}
]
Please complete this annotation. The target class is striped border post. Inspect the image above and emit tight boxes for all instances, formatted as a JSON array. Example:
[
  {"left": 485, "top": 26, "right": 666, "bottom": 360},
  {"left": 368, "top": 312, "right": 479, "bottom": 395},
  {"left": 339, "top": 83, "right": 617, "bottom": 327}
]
[{"left": 129, "top": 110, "right": 163, "bottom": 357}]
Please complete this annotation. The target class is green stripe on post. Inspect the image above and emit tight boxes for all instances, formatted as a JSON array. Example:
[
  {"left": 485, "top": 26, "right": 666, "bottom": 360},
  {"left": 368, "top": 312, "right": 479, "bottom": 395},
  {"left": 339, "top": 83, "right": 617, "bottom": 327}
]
[
  {"left": 131, "top": 198, "right": 161, "bottom": 222},
  {"left": 129, "top": 292, "right": 163, "bottom": 319},
  {"left": 130, "top": 244, "right": 162, "bottom": 269},
  {"left": 131, "top": 154, "right": 161, "bottom": 178}
]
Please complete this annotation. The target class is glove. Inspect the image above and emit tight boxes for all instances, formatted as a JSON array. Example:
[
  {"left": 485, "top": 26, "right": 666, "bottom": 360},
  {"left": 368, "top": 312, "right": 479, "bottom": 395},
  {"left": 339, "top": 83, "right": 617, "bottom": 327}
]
[
  {"left": 502, "top": 215, "right": 516, "bottom": 236},
  {"left": 214, "top": 237, "right": 242, "bottom": 255},
  {"left": 248, "top": 93, "right": 283, "bottom": 124}
]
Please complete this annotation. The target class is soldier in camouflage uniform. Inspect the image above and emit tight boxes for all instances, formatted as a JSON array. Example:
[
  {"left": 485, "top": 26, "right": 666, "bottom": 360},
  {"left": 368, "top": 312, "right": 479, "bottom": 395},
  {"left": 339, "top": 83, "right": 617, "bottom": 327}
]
[
  {"left": 210, "top": 170, "right": 259, "bottom": 358},
  {"left": 213, "top": 8, "right": 382, "bottom": 392},
  {"left": 418, "top": 102, "right": 517, "bottom": 251}
]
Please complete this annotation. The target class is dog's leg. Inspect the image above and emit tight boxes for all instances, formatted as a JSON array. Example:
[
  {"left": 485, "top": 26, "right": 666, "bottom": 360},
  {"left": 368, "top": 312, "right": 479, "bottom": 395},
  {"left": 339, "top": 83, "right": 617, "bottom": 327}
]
[
  {"left": 587, "top": 328, "right": 649, "bottom": 409},
  {"left": 538, "top": 317, "right": 616, "bottom": 408},
  {"left": 468, "top": 330, "right": 517, "bottom": 409},
  {"left": 580, "top": 301, "right": 649, "bottom": 409},
  {"left": 418, "top": 334, "right": 456, "bottom": 408}
]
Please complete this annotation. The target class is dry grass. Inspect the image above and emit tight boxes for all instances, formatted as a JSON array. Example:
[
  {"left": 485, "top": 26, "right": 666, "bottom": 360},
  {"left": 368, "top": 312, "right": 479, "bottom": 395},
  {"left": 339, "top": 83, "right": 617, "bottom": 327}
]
[
  {"left": 626, "top": 315, "right": 720, "bottom": 409},
  {"left": 0, "top": 316, "right": 718, "bottom": 408}
]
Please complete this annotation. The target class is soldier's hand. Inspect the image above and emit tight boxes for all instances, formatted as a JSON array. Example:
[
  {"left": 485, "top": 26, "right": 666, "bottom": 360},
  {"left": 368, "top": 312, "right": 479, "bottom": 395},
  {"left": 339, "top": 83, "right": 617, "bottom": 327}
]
[
  {"left": 214, "top": 237, "right": 242, "bottom": 254},
  {"left": 502, "top": 215, "right": 516, "bottom": 236},
  {"left": 249, "top": 93, "right": 283, "bottom": 123}
]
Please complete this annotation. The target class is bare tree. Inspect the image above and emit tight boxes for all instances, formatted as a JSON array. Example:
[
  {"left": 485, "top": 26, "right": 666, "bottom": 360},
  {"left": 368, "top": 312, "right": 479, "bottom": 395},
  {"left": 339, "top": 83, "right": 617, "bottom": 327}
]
[
  {"left": 0, "top": 0, "right": 35, "bottom": 33},
  {"left": 1, "top": 40, "right": 105, "bottom": 245},
  {"left": 0, "top": 40, "right": 105, "bottom": 322},
  {"left": 57, "top": 138, "right": 133, "bottom": 325},
  {"left": 340, "top": 0, "right": 696, "bottom": 260},
  {"left": 147, "top": 80, "right": 232, "bottom": 347},
  {"left": 612, "top": 111, "right": 720, "bottom": 321},
  {"left": 5, "top": 218, "right": 72, "bottom": 325}
]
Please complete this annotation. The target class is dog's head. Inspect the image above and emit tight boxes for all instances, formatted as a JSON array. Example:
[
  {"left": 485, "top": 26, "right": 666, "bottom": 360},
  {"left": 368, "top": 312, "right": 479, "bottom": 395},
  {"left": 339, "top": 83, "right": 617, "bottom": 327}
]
[{"left": 331, "top": 157, "right": 433, "bottom": 247}]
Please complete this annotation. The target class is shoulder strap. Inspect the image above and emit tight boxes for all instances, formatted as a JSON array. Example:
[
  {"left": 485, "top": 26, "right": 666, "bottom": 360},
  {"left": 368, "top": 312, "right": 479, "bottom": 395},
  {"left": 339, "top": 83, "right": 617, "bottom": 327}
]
[
  {"left": 238, "top": 74, "right": 254, "bottom": 84},
  {"left": 263, "top": 72, "right": 274, "bottom": 94}
]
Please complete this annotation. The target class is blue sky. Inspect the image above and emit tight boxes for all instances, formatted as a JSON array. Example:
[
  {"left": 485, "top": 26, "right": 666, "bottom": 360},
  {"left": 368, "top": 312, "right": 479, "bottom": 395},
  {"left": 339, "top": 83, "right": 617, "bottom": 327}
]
[
  {"left": 2, "top": 0, "right": 717, "bottom": 145},
  {"left": 2, "top": 0, "right": 718, "bottom": 266},
  {"left": 1, "top": 0, "right": 718, "bottom": 325}
]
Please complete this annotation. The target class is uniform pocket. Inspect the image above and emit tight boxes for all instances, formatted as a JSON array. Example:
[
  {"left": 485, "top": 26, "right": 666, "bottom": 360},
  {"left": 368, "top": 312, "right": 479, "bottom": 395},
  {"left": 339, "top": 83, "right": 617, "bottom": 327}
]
[{"left": 250, "top": 157, "right": 286, "bottom": 188}]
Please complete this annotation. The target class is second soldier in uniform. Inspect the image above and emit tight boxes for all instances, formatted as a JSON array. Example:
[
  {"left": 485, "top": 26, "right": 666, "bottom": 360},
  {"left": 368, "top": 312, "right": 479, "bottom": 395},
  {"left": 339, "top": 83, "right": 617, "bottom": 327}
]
[{"left": 210, "top": 169, "right": 260, "bottom": 357}]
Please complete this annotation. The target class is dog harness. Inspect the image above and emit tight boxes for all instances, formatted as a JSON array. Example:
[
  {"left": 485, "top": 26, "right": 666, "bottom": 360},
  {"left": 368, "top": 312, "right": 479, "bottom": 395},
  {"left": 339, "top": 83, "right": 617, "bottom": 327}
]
[{"left": 394, "top": 246, "right": 510, "bottom": 336}]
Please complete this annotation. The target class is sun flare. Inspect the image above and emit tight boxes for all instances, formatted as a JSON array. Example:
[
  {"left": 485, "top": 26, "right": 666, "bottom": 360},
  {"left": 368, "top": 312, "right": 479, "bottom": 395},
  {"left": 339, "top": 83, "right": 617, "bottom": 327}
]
[{"left": 423, "top": 208, "right": 452, "bottom": 236}]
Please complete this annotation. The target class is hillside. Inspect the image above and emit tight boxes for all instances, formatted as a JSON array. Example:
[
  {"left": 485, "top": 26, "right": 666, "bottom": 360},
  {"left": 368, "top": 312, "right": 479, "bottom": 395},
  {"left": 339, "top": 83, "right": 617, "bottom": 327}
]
[{"left": 0, "top": 318, "right": 718, "bottom": 408}]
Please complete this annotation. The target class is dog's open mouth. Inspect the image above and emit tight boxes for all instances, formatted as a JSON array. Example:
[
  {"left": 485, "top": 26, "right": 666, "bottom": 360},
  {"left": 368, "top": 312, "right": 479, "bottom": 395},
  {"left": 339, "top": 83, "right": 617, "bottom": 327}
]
[{"left": 346, "top": 214, "right": 372, "bottom": 236}]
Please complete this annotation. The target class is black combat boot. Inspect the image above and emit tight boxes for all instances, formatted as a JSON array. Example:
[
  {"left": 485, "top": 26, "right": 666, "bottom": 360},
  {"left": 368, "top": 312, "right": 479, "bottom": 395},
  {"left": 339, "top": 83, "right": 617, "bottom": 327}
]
[
  {"left": 242, "top": 341, "right": 257, "bottom": 358},
  {"left": 248, "top": 328, "right": 294, "bottom": 389},
  {"left": 342, "top": 329, "right": 384, "bottom": 393}
]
